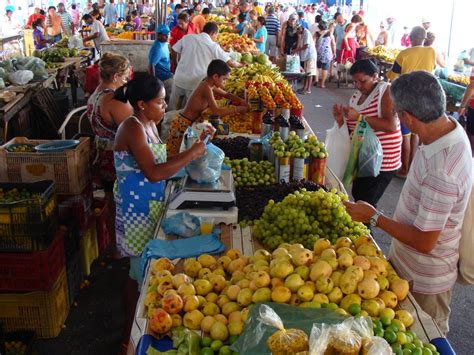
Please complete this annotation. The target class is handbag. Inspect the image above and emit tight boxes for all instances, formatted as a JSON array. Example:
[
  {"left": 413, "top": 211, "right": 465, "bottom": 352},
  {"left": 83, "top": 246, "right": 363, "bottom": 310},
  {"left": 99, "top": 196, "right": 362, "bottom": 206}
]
[{"left": 357, "top": 122, "right": 383, "bottom": 178}]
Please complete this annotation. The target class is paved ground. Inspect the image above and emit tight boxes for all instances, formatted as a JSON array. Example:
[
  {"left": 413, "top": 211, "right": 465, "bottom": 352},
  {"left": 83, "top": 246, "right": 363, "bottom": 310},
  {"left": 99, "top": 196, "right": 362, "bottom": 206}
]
[{"left": 37, "top": 82, "right": 473, "bottom": 354}]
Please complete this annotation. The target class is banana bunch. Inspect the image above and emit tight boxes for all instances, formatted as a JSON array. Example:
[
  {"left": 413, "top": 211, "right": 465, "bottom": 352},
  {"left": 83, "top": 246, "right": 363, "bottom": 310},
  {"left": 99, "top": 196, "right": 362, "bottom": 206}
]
[
  {"left": 225, "top": 64, "right": 287, "bottom": 95},
  {"left": 254, "top": 74, "right": 275, "bottom": 83},
  {"left": 367, "top": 46, "right": 401, "bottom": 63},
  {"left": 448, "top": 74, "right": 469, "bottom": 86}
]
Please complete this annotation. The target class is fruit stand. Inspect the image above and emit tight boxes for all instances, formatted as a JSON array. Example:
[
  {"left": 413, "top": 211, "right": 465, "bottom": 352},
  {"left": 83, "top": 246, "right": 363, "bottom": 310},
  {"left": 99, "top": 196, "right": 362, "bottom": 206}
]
[{"left": 128, "top": 115, "right": 452, "bottom": 355}]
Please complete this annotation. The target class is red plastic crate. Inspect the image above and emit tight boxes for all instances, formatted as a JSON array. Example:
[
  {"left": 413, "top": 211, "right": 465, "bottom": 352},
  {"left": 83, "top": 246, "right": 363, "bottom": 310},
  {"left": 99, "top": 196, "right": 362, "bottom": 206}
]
[
  {"left": 0, "top": 231, "right": 65, "bottom": 292},
  {"left": 93, "top": 198, "right": 110, "bottom": 255}
]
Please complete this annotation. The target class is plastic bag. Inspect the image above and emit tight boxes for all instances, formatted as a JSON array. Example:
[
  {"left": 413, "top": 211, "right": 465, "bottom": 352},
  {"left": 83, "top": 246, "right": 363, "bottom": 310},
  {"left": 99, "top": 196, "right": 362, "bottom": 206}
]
[
  {"left": 286, "top": 54, "right": 301, "bottom": 73},
  {"left": 357, "top": 122, "right": 382, "bottom": 178},
  {"left": 325, "top": 318, "right": 362, "bottom": 354},
  {"left": 259, "top": 304, "right": 309, "bottom": 355},
  {"left": 325, "top": 122, "right": 351, "bottom": 180},
  {"left": 306, "top": 323, "right": 331, "bottom": 355},
  {"left": 7, "top": 70, "right": 33, "bottom": 85},
  {"left": 68, "top": 35, "right": 84, "bottom": 49},
  {"left": 351, "top": 316, "right": 391, "bottom": 355},
  {"left": 185, "top": 127, "right": 225, "bottom": 184},
  {"left": 342, "top": 119, "right": 364, "bottom": 187},
  {"left": 161, "top": 212, "right": 200, "bottom": 238}
]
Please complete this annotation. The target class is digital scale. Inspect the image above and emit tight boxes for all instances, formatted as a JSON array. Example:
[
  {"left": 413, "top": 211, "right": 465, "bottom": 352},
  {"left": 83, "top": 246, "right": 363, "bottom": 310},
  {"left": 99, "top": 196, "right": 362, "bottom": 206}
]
[{"left": 167, "top": 170, "right": 238, "bottom": 224}]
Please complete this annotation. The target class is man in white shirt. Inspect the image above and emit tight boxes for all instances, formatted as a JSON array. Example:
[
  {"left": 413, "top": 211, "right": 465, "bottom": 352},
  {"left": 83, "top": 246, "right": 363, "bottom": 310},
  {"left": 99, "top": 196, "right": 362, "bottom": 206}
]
[
  {"left": 82, "top": 13, "right": 110, "bottom": 52},
  {"left": 169, "top": 21, "right": 242, "bottom": 111},
  {"left": 345, "top": 71, "right": 473, "bottom": 335},
  {"left": 296, "top": 25, "right": 317, "bottom": 94}
]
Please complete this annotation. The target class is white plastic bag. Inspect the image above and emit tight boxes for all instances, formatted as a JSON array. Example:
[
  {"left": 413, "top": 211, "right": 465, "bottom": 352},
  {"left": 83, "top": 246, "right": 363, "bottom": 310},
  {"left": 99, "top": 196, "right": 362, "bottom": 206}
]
[
  {"left": 286, "top": 54, "right": 300, "bottom": 73},
  {"left": 7, "top": 70, "right": 33, "bottom": 85},
  {"left": 325, "top": 122, "right": 351, "bottom": 180},
  {"left": 307, "top": 323, "right": 331, "bottom": 355},
  {"left": 68, "top": 35, "right": 84, "bottom": 49},
  {"left": 458, "top": 164, "right": 474, "bottom": 284}
]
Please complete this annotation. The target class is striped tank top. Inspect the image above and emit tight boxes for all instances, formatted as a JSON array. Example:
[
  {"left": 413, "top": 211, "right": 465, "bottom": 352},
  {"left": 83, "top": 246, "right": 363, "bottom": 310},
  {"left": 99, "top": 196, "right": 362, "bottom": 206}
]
[{"left": 347, "top": 81, "right": 402, "bottom": 171}]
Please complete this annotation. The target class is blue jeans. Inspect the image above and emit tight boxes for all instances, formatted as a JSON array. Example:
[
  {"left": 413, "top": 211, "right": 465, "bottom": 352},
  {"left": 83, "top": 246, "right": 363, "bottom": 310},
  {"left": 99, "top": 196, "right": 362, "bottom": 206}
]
[{"left": 48, "top": 34, "right": 62, "bottom": 43}]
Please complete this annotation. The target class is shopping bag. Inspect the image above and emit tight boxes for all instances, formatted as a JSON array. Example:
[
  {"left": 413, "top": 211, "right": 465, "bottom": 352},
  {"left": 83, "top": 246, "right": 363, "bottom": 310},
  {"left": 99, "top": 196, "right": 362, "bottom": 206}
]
[
  {"left": 286, "top": 54, "right": 300, "bottom": 73},
  {"left": 325, "top": 122, "right": 351, "bottom": 181},
  {"left": 458, "top": 168, "right": 474, "bottom": 285},
  {"left": 183, "top": 127, "right": 225, "bottom": 184},
  {"left": 161, "top": 212, "right": 200, "bottom": 238},
  {"left": 342, "top": 118, "right": 365, "bottom": 187},
  {"left": 357, "top": 122, "right": 382, "bottom": 178}
]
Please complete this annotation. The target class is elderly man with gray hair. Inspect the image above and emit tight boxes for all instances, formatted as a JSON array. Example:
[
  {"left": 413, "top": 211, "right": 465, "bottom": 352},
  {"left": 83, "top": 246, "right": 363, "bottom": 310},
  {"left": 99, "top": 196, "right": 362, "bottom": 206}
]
[{"left": 344, "top": 71, "right": 473, "bottom": 335}]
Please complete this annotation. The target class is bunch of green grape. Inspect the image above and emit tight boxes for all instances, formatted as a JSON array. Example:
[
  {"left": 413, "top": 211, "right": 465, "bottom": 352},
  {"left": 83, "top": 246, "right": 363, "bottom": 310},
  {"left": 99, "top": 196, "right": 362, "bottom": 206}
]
[
  {"left": 287, "top": 132, "right": 309, "bottom": 158},
  {"left": 253, "top": 188, "right": 370, "bottom": 250},
  {"left": 304, "top": 134, "right": 328, "bottom": 159},
  {"left": 224, "top": 158, "right": 276, "bottom": 188}
]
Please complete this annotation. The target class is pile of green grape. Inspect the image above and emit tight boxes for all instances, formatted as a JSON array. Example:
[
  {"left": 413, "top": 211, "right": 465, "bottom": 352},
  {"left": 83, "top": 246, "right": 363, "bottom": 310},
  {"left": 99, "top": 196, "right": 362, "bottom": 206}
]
[
  {"left": 287, "top": 132, "right": 309, "bottom": 158},
  {"left": 304, "top": 134, "right": 328, "bottom": 159},
  {"left": 224, "top": 158, "right": 276, "bottom": 188},
  {"left": 253, "top": 188, "right": 370, "bottom": 250}
]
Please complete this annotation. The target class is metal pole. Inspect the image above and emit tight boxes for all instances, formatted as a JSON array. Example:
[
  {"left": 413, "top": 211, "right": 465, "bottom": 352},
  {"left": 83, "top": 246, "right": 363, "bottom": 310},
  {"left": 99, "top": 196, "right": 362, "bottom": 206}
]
[{"left": 447, "top": 0, "right": 455, "bottom": 61}]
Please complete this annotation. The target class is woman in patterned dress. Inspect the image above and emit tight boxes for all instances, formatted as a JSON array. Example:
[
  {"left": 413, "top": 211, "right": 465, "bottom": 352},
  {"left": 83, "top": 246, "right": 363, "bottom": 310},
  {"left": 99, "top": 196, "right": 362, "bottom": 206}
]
[
  {"left": 87, "top": 52, "right": 133, "bottom": 258},
  {"left": 113, "top": 73, "right": 206, "bottom": 351}
]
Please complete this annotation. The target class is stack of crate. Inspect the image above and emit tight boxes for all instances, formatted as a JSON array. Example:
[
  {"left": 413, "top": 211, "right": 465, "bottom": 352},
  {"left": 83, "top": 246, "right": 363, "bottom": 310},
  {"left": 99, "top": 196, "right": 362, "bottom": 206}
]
[
  {"left": 0, "top": 137, "right": 100, "bottom": 293},
  {"left": 0, "top": 180, "right": 70, "bottom": 338}
]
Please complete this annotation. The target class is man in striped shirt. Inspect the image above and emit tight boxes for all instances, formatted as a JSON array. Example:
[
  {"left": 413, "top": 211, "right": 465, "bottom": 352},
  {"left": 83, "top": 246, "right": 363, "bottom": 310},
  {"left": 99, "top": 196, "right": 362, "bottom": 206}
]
[
  {"left": 264, "top": 7, "right": 280, "bottom": 63},
  {"left": 345, "top": 71, "right": 473, "bottom": 335},
  {"left": 57, "top": 3, "right": 74, "bottom": 35}
]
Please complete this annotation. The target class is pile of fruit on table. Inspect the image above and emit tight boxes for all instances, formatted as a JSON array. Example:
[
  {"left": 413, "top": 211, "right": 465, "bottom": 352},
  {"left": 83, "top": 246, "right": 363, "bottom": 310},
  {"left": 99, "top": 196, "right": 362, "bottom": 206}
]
[
  {"left": 447, "top": 73, "right": 469, "bottom": 86},
  {"left": 144, "top": 231, "right": 440, "bottom": 354},
  {"left": 366, "top": 46, "right": 401, "bottom": 63},
  {"left": 216, "top": 33, "right": 257, "bottom": 53}
]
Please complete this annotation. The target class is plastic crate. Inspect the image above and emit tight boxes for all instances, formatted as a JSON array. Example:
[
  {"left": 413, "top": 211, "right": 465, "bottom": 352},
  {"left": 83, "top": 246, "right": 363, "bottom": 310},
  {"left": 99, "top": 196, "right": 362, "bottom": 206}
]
[
  {"left": 93, "top": 198, "right": 110, "bottom": 255},
  {"left": 0, "top": 268, "right": 70, "bottom": 338},
  {"left": 0, "top": 137, "right": 91, "bottom": 195},
  {"left": 2, "top": 330, "right": 36, "bottom": 355},
  {"left": 66, "top": 252, "right": 82, "bottom": 304},
  {"left": 79, "top": 222, "right": 99, "bottom": 276},
  {"left": 0, "top": 180, "right": 58, "bottom": 252},
  {"left": 0, "top": 230, "right": 65, "bottom": 292},
  {"left": 58, "top": 183, "right": 93, "bottom": 233}
]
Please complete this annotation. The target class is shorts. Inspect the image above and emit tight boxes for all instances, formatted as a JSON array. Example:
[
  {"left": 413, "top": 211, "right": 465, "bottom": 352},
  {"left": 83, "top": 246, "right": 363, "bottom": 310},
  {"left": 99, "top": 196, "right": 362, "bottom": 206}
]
[
  {"left": 304, "top": 58, "right": 317, "bottom": 76},
  {"left": 317, "top": 61, "right": 330, "bottom": 70},
  {"left": 467, "top": 107, "right": 474, "bottom": 135},
  {"left": 400, "top": 122, "right": 411, "bottom": 135},
  {"left": 265, "top": 34, "right": 278, "bottom": 57}
]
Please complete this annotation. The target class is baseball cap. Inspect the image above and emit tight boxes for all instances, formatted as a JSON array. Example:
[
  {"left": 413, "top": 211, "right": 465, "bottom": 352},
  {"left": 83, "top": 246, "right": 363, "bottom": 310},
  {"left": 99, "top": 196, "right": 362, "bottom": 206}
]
[{"left": 156, "top": 24, "right": 171, "bottom": 35}]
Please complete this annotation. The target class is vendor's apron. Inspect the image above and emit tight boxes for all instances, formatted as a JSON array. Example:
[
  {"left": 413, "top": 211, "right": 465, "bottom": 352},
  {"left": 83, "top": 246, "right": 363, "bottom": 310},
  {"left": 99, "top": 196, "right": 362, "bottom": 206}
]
[{"left": 114, "top": 142, "right": 167, "bottom": 256}]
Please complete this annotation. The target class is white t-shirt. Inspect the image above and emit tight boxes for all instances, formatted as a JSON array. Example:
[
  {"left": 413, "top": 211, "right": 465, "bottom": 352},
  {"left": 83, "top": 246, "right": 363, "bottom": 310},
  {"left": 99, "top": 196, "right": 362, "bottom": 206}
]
[
  {"left": 299, "top": 28, "right": 317, "bottom": 62},
  {"left": 91, "top": 19, "right": 109, "bottom": 49},
  {"left": 172, "top": 33, "right": 231, "bottom": 91}
]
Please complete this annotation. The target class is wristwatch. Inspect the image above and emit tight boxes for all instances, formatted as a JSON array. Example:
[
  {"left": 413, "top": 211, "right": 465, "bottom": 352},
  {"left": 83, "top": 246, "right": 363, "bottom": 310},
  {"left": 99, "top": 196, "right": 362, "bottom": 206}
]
[{"left": 369, "top": 211, "right": 383, "bottom": 227}]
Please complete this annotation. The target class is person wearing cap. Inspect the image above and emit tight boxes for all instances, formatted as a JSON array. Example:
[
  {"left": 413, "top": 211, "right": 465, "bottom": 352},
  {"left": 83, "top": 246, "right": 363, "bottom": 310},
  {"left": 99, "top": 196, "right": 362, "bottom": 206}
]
[
  {"left": 149, "top": 24, "right": 173, "bottom": 104},
  {"left": 421, "top": 17, "right": 431, "bottom": 31},
  {"left": 297, "top": 10, "right": 308, "bottom": 30},
  {"left": 280, "top": 13, "right": 299, "bottom": 55},
  {"left": 386, "top": 16, "right": 399, "bottom": 48},
  {"left": 375, "top": 21, "right": 388, "bottom": 47}
]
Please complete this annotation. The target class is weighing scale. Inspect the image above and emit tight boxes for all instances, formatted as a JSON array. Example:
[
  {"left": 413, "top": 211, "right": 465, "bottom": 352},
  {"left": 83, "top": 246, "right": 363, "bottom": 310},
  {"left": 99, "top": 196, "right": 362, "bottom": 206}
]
[{"left": 167, "top": 170, "right": 238, "bottom": 224}]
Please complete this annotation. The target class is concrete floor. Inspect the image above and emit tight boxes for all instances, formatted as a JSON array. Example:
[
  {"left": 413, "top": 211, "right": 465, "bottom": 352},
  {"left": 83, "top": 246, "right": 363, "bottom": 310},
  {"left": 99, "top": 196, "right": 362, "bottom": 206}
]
[
  {"left": 36, "top": 81, "right": 473, "bottom": 355},
  {"left": 299, "top": 81, "right": 474, "bottom": 355}
]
